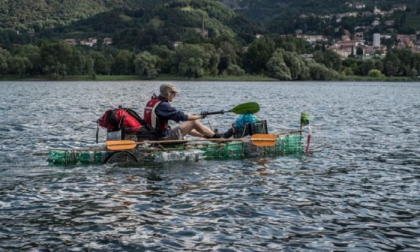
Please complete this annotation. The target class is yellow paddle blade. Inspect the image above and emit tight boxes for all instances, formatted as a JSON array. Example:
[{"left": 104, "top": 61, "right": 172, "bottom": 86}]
[
  {"left": 251, "top": 134, "right": 277, "bottom": 147},
  {"left": 106, "top": 140, "right": 137, "bottom": 150}
]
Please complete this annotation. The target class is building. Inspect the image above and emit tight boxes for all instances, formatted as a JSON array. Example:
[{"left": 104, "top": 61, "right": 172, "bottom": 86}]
[
  {"left": 173, "top": 41, "right": 183, "bottom": 47},
  {"left": 363, "top": 45, "right": 387, "bottom": 57},
  {"left": 372, "top": 20, "right": 380, "bottom": 27},
  {"left": 392, "top": 5, "right": 407, "bottom": 12},
  {"left": 355, "top": 32, "right": 364, "bottom": 38},
  {"left": 65, "top": 39, "right": 77, "bottom": 46},
  {"left": 385, "top": 20, "right": 395, "bottom": 26},
  {"left": 331, "top": 39, "right": 364, "bottom": 59},
  {"left": 373, "top": 33, "right": 381, "bottom": 47},
  {"left": 80, "top": 38, "right": 97, "bottom": 47},
  {"left": 355, "top": 3, "right": 366, "bottom": 9},
  {"left": 346, "top": 2, "right": 366, "bottom": 9},
  {"left": 103, "top": 37, "right": 113, "bottom": 45},
  {"left": 296, "top": 35, "right": 328, "bottom": 44}
]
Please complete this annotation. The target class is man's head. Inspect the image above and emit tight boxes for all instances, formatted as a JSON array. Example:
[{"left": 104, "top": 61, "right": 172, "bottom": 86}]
[{"left": 160, "top": 83, "right": 179, "bottom": 101}]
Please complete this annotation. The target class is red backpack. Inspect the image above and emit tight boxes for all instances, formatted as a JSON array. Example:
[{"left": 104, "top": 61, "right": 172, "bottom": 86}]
[{"left": 98, "top": 107, "right": 144, "bottom": 132}]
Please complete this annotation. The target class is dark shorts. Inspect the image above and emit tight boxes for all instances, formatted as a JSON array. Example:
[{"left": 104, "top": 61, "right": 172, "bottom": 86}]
[{"left": 169, "top": 126, "right": 184, "bottom": 140}]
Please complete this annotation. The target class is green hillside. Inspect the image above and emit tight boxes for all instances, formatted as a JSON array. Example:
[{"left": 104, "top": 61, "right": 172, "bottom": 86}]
[
  {"left": 0, "top": 0, "right": 165, "bottom": 32},
  {"left": 35, "top": 0, "right": 258, "bottom": 50},
  {"left": 218, "top": 0, "right": 420, "bottom": 33}
]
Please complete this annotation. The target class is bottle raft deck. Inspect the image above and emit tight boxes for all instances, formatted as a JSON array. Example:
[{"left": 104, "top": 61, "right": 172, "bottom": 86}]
[{"left": 48, "top": 133, "right": 304, "bottom": 166}]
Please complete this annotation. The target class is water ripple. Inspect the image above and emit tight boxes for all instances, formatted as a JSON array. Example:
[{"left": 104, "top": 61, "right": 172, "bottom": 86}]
[{"left": 0, "top": 81, "right": 420, "bottom": 251}]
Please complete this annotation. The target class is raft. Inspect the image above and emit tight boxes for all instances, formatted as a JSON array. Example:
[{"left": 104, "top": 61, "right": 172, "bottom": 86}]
[{"left": 48, "top": 132, "right": 304, "bottom": 165}]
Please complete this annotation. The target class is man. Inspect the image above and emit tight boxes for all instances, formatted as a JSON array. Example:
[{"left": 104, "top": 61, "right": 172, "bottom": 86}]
[{"left": 144, "top": 83, "right": 222, "bottom": 140}]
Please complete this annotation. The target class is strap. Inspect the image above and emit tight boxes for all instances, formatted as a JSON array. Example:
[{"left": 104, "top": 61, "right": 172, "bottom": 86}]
[{"left": 96, "top": 120, "right": 99, "bottom": 144}]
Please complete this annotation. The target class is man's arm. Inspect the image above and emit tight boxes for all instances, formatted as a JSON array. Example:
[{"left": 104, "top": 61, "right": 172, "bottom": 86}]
[
  {"left": 187, "top": 114, "right": 204, "bottom": 120},
  {"left": 156, "top": 102, "right": 203, "bottom": 122}
]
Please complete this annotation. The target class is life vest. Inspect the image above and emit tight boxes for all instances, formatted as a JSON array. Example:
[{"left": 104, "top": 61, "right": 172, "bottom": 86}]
[
  {"left": 144, "top": 94, "right": 168, "bottom": 132},
  {"left": 98, "top": 107, "right": 143, "bottom": 132}
]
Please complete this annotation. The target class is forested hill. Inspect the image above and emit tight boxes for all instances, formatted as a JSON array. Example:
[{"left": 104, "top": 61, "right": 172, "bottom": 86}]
[
  {"left": 29, "top": 0, "right": 258, "bottom": 51},
  {"left": 0, "top": 0, "right": 165, "bottom": 32},
  {"left": 218, "top": 0, "right": 420, "bottom": 33},
  {"left": 219, "top": 0, "right": 420, "bottom": 20}
]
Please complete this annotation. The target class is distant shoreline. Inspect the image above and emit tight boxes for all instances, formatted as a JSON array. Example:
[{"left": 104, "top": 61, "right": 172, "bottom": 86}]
[{"left": 1, "top": 74, "right": 419, "bottom": 82}]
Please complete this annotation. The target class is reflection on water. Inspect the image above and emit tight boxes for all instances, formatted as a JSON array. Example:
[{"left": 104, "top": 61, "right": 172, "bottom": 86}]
[{"left": 1, "top": 81, "right": 420, "bottom": 251}]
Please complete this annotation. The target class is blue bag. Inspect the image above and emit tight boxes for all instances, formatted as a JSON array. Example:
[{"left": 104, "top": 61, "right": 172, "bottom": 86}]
[{"left": 234, "top": 114, "right": 259, "bottom": 128}]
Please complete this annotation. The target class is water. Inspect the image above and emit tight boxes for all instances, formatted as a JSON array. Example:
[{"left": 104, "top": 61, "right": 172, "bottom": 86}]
[{"left": 1, "top": 81, "right": 419, "bottom": 251}]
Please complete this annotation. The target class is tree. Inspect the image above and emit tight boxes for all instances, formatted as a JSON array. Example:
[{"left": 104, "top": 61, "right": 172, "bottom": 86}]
[
  {"left": 38, "top": 40, "right": 89, "bottom": 76},
  {"left": 171, "top": 43, "right": 219, "bottom": 78},
  {"left": 111, "top": 50, "right": 134, "bottom": 75},
  {"left": 13, "top": 45, "right": 41, "bottom": 75},
  {"left": 218, "top": 41, "right": 241, "bottom": 74},
  {"left": 0, "top": 49, "right": 9, "bottom": 75},
  {"left": 7, "top": 56, "right": 30, "bottom": 76},
  {"left": 383, "top": 50, "right": 400, "bottom": 76},
  {"left": 244, "top": 36, "right": 275, "bottom": 74},
  {"left": 307, "top": 61, "right": 337, "bottom": 80},
  {"left": 266, "top": 50, "right": 292, "bottom": 80},
  {"left": 410, "top": 69, "right": 418, "bottom": 78},
  {"left": 282, "top": 50, "right": 310, "bottom": 80},
  {"left": 90, "top": 51, "right": 111, "bottom": 75},
  {"left": 226, "top": 64, "right": 245, "bottom": 76},
  {"left": 200, "top": 44, "right": 220, "bottom": 76},
  {"left": 361, "top": 59, "right": 375, "bottom": 76},
  {"left": 313, "top": 49, "right": 342, "bottom": 72},
  {"left": 150, "top": 45, "right": 173, "bottom": 74},
  {"left": 134, "top": 51, "right": 161, "bottom": 79},
  {"left": 368, "top": 69, "right": 385, "bottom": 79}
]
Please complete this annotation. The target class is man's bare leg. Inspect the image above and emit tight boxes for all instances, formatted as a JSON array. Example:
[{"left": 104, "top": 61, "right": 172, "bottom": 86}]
[{"left": 179, "top": 120, "right": 215, "bottom": 137}]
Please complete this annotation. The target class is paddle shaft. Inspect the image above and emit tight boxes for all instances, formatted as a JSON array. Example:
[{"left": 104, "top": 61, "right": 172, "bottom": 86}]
[
  {"left": 106, "top": 136, "right": 277, "bottom": 148},
  {"left": 108, "top": 138, "right": 247, "bottom": 146},
  {"left": 203, "top": 110, "right": 229, "bottom": 116},
  {"left": 202, "top": 102, "right": 259, "bottom": 116}
]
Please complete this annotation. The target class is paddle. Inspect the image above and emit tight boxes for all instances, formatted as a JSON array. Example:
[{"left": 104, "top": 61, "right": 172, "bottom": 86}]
[
  {"left": 250, "top": 134, "right": 277, "bottom": 147},
  {"left": 201, "top": 102, "right": 260, "bottom": 116},
  {"left": 106, "top": 140, "right": 137, "bottom": 151},
  {"left": 106, "top": 134, "right": 277, "bottom": 150}
]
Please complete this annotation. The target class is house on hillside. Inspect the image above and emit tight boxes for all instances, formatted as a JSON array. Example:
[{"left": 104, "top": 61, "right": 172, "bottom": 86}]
[
  {"left": 173, "top": 41, "right": 183, "bottom": 47},
  {"left": 372, "top": 20, "right": 380, "bottom": 27},
  {"left": 355, "top": 2, "right": 366, "bottom": 9},
  {"left": 385, "top": 20, "right": 395, "bottom": 26},
  {"left": 65, "top": 39, "right": 77, "bottom": 46},
  {"left": 80, "top": 38, "right": 97, "bottom": 47},
  {"left": 355, "top": 32, "right": 364, "bottom": 38},
  {"left": 331, "top": 39, "right": 364, "bottom": 59},
  {"left": 296, "top": 34, "right": 328, "bottom": 44},
  {"left": 362, "top": 11, "right": 373, "bottom": 17},
  {"left": 397, "top": 34, "right": 417, "bottom": 51},
  {"left": 363, "top": 45, "right": 387, "bottom": 58},
  {"left": 103, "top": 37, "right": 113, "bottom": 45},
  {"left": 392, "top": 5, "right": 407, "bottom": 12},
  {"left": 345, "top": 2, "right": 365, "bottom": 9}
]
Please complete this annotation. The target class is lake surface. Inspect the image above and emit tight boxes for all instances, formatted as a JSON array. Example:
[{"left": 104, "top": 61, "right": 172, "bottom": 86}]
[{"left": 0, "top": 81, "right": 419, "bottom": 251}]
